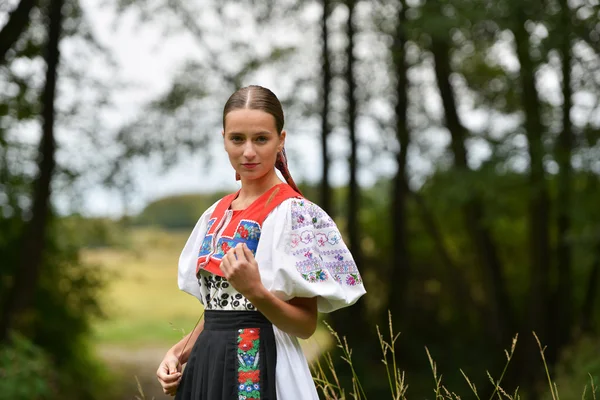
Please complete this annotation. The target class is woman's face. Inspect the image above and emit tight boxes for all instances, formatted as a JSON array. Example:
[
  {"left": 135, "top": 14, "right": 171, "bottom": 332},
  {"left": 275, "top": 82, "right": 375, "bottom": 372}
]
[{"left": 223, "top": 108, "right": 285, "bottom": 182}]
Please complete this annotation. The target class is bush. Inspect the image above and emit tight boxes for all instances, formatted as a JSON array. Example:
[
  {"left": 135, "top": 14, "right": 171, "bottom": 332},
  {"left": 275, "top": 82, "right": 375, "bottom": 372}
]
[
  {"left": 543, "top": 335, "right": 600, "bottom": 400},
  {"left": 0, "top": 214, "right": 114, "bottom": 400},
  {"left": 0, "top": 333, "right": 56, "bottom": 400},
  {"left": 133, "top": 192, "right": 228, "bottom": 230}
]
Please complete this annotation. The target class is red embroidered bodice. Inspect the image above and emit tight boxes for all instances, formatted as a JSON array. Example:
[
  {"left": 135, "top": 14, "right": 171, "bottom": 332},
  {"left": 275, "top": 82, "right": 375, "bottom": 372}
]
[{"left": 196, "top": 183, "right": 302, "bottom": 277}]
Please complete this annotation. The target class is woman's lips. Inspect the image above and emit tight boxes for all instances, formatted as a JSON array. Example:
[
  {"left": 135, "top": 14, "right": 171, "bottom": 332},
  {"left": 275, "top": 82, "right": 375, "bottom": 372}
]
[{"left": 242, "top": 163, "right": 259, "bottom": 169}]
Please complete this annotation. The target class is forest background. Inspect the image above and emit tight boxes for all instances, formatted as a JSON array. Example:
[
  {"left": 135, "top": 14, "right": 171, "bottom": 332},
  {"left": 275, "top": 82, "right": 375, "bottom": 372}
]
[{"left": 1, "top": 0, "right": 599, "bottom": 399}]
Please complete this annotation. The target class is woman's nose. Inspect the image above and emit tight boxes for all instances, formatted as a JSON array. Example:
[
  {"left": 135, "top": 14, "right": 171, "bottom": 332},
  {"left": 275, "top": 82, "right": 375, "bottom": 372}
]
[{"left": 243, "top": 142, "right": 256, "bottom": 158}]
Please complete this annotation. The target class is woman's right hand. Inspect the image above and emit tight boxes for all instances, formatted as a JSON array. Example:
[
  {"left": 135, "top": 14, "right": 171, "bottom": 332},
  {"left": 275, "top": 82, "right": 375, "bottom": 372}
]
[{"left": 156, "top": 352, "right": 182, "bottom": 396}]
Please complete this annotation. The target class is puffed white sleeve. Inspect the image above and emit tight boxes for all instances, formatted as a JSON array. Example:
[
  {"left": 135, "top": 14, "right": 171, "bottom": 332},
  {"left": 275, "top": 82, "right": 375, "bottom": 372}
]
[
  {"left": 256, "top": 198, "right": 366, "bottom": 313},
  {"left": 177, "top": 201, "right": 219, "bottom": 301}
]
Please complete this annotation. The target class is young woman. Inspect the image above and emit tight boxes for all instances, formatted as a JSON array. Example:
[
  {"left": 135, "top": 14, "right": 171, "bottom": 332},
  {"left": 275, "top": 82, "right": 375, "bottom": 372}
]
[{"left": 156, "top": 85, "right": 366, "bottom": 400}]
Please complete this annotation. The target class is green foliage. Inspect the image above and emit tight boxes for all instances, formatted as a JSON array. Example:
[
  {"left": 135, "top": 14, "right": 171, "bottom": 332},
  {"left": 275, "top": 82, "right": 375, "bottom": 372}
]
[
  {"left": 313, "top": 316, "right": 600, "bottom": 400},
  {"left": 60, "top": 216, "right": 129, "bottom": 248},
  {"left": 21, "top": 216, "right": 111, "bottom": 399},
  {"left": 544, "top": 335, "right": 600, "bottom": 400},
  {"left": 133, "top": 191, "right": 229, "bottom": 229},
  {"left": 0, "top": 212, "right": 112, "bottom": 399},
  {"left": 0, "top": 333, "right": 55, "bottom": 400}
]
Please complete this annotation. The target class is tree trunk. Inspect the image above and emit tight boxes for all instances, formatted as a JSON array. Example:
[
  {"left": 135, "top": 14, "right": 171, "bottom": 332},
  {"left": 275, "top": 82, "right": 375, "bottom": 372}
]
[
  {"left": 345, "top": 0, "right": 361, "bottom": 269},
  {"left": 580, "top": 242, "right": 600, "bottom": 333},
  {"left": 512, "top": 4, "right": 552, "bottom": 395},
  {"left": 0, "top": 0, "right": 37, "bottom": 65},
  {"left": 320, "top": 0, "right": 333, "bottom": 216},
  {"left": 328, "top": 0, "right": 378, "bottom": 391},
  {"left": 552, "top": 0, "right": 574, "bottom": 360},
  {"left": 409, "top": 187, "right": 476, "bottom": 314},
  {"left": 389, "top": 0, "right": 411, "bottom": 313},
  {"left": 0, "top": 0, "right": 63, "bottom": 342},
  {"left": 431, "top": 38, "right": 513, "bottom": 346},
  {"left": 580, "top": 172, "right": 600, "bottom": 333}
]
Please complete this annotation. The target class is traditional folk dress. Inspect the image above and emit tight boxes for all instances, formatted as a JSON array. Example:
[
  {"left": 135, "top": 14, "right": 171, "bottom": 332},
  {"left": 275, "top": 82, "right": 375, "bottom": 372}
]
[{"left": 176, "top": 183, "right": 366, "bottom": 400}]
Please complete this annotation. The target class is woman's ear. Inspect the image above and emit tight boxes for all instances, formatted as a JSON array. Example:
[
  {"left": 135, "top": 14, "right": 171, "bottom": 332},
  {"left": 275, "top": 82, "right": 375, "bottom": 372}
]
[{"left": 279, "top": 130, "right": 286, "bottom": 151}]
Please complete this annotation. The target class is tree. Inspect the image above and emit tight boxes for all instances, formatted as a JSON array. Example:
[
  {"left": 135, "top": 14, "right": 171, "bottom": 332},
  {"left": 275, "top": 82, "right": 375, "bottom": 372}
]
[
  {"left": 430, "top": 22, "right": 513, "bottom": 348},
  {"left": 388, "top": 0, "right": 411, "bottom": 319},
  {"left": 0, "top": 0, "right": 64, "bottom": 342},
  {"left": 0, "top": 0, "right": 38, "bottom": 65},
  {"left": 320, "top": 0, "right": 333, "bottom": 216}
]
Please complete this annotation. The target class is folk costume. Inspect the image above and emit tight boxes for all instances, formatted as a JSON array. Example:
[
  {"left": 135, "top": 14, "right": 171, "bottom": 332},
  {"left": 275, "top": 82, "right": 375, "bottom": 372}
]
[{"left": 176, "top": 154, "right": 366, "bottom": 400}]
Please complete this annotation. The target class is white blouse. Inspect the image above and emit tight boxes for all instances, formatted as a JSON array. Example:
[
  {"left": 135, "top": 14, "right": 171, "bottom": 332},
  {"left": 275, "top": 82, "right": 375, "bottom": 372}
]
[{"left": 178, "top": 197, "right": 367, "bottom": 400}]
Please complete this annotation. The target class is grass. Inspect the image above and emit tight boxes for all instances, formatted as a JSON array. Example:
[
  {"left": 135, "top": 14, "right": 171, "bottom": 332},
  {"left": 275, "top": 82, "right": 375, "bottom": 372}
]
[
  {"left": 82, "top": 228, "right": 202, "bottom": 347},
  {"left": 135, "top": 309, "right": 598, "bottom": 400},
  {"left": 309, "top": 311, "right": 599, "bottom": 400}
]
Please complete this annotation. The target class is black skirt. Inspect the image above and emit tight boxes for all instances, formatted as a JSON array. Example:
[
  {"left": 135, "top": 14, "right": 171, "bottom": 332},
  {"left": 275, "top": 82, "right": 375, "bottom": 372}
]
[{"left": 175, "top": 310, "right": 278, "bottom": 400}]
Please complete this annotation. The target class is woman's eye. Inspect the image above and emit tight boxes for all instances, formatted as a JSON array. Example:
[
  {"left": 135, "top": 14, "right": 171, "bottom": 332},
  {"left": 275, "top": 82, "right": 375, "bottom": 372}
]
[
  {"left": 255, "top": 136, "right": 268, "bottom": 143},
  {"left": 231, "top": 136, "right": 244, "bottom": 143}
]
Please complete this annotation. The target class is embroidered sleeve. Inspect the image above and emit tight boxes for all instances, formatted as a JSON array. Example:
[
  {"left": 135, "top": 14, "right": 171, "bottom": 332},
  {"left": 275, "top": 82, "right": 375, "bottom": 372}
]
[
  {"left": 263, "top": 199, "right": 366, "bottom": 313},
  {"left": 288, "top": 199, "right": 363, "bottom": 287}
]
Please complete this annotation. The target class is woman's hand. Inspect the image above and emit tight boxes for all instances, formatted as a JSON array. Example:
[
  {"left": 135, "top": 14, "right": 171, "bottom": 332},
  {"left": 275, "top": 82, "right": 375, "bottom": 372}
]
[
  {"left": 220, "top": 243, "right": 264, "bottom": 298},
  {"left": 220, "top": 242, "right": 317, "bottom": 339},
  {"left": 156, "top": 352, "right": 182, "bottom": 396}
]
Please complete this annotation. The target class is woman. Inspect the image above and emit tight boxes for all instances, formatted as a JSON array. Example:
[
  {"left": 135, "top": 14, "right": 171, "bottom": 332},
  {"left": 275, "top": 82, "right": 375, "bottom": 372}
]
[{"left": 156, "top": 85, "right": 366, "bottom": 400}]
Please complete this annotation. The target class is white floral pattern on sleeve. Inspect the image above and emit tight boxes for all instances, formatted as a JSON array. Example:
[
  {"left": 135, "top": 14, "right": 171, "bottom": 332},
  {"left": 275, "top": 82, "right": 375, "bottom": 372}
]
[{"left": 289, "top": 199, "right": 363, "bottom": 286}]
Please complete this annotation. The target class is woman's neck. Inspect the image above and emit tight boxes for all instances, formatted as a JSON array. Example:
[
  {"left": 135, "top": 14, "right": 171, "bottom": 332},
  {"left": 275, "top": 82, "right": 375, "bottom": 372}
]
[{"left": 235, "top": 170, "right": 283, "bottom": 207}]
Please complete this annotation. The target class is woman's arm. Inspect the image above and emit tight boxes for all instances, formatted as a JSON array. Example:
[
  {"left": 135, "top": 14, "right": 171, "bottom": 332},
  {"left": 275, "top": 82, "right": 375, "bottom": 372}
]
[
  {"left": 220, "top": 243, "right": 318, "bottom": 339},
  {"left": 247, "top": 291, "right": 317, "bottom": 339},
  {"left": 156, "top": 319, "right": 205, "bottom": 396},
  {"left": 170, "top": 318, "right": 205, "bottom": 364}
]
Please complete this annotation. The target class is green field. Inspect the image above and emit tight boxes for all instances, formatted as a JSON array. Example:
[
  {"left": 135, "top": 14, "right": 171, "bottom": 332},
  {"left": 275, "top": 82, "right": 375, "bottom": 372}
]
[{"left": 84, "top": 228, "right": 202, "bottom": 348}]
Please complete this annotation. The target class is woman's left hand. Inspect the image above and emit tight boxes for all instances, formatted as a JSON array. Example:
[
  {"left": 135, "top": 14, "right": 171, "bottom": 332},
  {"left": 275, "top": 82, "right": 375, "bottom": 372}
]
[{"left": 220, "top": 243, "right": 264, "bottom": 298}]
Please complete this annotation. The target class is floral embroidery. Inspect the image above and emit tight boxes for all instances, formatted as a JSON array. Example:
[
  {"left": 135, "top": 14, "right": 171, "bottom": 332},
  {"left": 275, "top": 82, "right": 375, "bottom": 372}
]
[
  {"left": 290, "top": 200, "right": 363, "bottom": 286},
  {"left": 345, "top": 274, "right": 362, "bottom": 286},
  {"left": 215, "top": 238, "right": 236, "bottom": 258},
  {"left": 198, "top": 235, "right": 213, "bottom": 256},
  {"left": 290, "top": 234, "right": 301, "bottom": 248},
  {"left": 206, "top": 218, "right": 216, "bottom": 232},
  {"left": 327, "top": 231, "right": 341, "bottom": 245},
  {"left": 237, "top": 328, "right": 261, "bottom": 400},
  {"left": 315, "top": 233, "right": 327, "bottom": 247},
  {"left": 198, "top": 219, "right": 217, "bottom": 257},
  {"left": 291, "top": 199, "right": 335, "bottom": 230},
  {"left": 300, "top": 230, "right": 315, "bottom": 244},
  {"left": 213, "top": 221, "right": 261, "bottom": 259},
  {"left": 302, "top": 269, "right": 328, "bottom": 282},
  {"left": 235, "top": 220, "right": 261, "bottom": 241}
]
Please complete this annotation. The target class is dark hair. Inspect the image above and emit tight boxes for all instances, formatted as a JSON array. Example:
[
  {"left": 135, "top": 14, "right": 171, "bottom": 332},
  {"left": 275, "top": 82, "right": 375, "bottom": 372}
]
[{"left": 222, "top": 85, "right": 284, "bottom": 134}]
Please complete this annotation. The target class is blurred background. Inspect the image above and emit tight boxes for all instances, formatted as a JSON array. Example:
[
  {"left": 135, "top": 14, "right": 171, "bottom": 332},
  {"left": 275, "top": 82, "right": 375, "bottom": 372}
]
[{"left": 1, "top": 0, "right": 599, "bottom": 399}]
